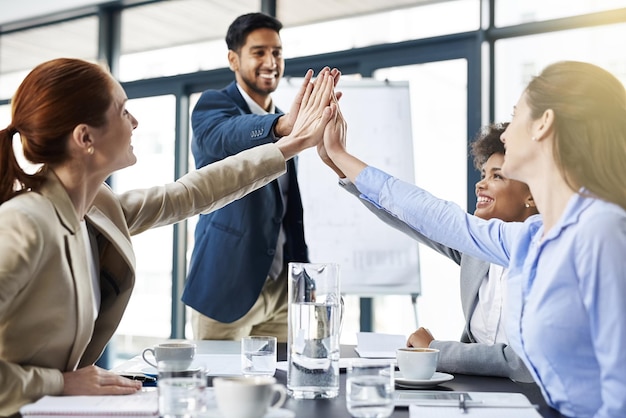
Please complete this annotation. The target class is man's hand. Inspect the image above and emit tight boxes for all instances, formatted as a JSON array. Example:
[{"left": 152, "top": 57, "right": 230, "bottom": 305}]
[
  {"left": 275, "top": 68, "right": 336, "bottom": 160},
  {"left": 274, "top": 67, "right": 342, "bottom": 138},
  {"left": 62, "top": 365, "right": 142, "bottom": 396}
]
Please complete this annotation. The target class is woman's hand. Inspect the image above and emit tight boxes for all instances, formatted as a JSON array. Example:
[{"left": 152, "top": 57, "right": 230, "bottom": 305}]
[
  {"left": 318, "top": 91, "right": 347, "bottom": 178},
  {"left": 62, "top": 365, "right": 141, "bottom": 396},
  {"left": 319, "top": 95, "right": 366, "bottom": 182},
  {"left": 274, "top": 67, "right": 342, "bottom": 138},
  {"left": 276, "top": 67, "right": 336, "bottom": 160},
  {"left": 407, "top": 327, "right": 435, "bottom": 348}
]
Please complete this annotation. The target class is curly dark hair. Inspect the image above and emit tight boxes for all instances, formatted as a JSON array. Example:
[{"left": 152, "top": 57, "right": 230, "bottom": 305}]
[
  {"left": 226, "top": 13, "right": 282, "bottom": 52},
  {"left": 470, "top": 122, "right": 508, "bottom": 171}
]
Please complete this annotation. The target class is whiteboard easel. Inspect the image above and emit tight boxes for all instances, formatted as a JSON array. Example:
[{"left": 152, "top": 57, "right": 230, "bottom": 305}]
[{"left": 273, "top": 78, "right": 420, "bottom": 300}]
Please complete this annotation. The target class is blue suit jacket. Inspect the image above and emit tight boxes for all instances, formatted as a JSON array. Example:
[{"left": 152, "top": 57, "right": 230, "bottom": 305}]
[{"left": 182, "top": 81, "right": 309, "bottom": 322}]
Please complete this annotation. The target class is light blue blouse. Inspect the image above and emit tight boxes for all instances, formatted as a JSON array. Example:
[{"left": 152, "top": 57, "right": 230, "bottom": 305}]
[{"left": 356, "top": 166, "right": 626, "bottom": 418}]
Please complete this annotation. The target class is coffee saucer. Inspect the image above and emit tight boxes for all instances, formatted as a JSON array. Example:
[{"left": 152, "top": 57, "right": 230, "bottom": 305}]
[
  {"left": 393, "top": 371, "right": 454, "bottom": 388},
  {"left": 141, "top": 366, "right": 209, "bottom": 376},
  {"left": 200, "top": 408, "right": 295, "bottom": 418}
]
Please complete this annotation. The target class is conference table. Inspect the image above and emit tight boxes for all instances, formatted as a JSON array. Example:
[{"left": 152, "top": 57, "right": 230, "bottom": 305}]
[{"left": 176, "top": 340, "right": 565, "bottom": 418}]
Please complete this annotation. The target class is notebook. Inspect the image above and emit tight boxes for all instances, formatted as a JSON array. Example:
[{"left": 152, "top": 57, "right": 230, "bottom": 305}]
[{"left": 20, "top": 391, "right": 158, "bottom": 416}]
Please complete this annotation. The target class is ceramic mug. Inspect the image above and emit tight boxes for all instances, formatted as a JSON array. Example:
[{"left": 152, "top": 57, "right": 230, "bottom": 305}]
[
  {"left": 396, "top": 347, "right": 439, "bottom": 380},
  {"left": 213, "top": 376, "right": 287, "bottom": 418},
  {"left": 142, "top": 342, "right": 196, "bottom": 371}
]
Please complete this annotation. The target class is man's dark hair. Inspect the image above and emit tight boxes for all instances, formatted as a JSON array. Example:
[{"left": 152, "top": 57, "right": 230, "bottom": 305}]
[
  {"left": 226, "top": 13, "right": 283, "bottom": 52},
  {"left": 470, "top": 122, "right": 509, "bottom": 170}
]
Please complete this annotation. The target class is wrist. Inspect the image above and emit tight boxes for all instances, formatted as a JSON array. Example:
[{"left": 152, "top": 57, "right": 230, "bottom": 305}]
[
  {"left": 276, "top": 136, "right": 298, "bottom": 160},
  {"left": 274, "top": 116, "right": 288, "bottom": 138}
]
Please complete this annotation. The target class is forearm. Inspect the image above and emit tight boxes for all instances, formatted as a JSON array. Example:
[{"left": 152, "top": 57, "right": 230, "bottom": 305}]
[
  {"left": 0, "top": 361, "right": 64, "bottom": 416},
  {"left": 191, "top": 91, "right": 281, "bottom": 163},
  {"left": 120, "top": 144, "right": 286, "bottom": 234},
  {"left": 430, "top": 340, "right": 534, "bottom": 383},
  {"left": 326, "top": 149, "right": 367, "bottom": 183},
  {"left": 340, "top": 181, "right": 463, "bottom": 264},
  {"left": 355, "top": 167, "right": 516, "bottom": 267}
]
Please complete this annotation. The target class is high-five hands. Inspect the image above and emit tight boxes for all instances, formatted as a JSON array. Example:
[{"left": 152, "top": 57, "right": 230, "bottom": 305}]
[
  {"left": 275, "top": 67, "right": 337, "bottom": 160},
  {"left": 319, "top": 82, "right": 347, "bottom": 178},
  {"left": 274, "top": 67, "right": 342, "bottom": 137}
]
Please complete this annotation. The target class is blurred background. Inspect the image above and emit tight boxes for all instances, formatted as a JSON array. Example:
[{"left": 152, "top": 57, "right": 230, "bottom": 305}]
[{"left": 1, "top": 0, "right": 625, "bottom": 366}]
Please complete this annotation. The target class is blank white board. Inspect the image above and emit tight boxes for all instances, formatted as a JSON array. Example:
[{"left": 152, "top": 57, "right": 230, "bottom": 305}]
[{"left": 273, "top": 78, "right": 420, "bottom": 295}]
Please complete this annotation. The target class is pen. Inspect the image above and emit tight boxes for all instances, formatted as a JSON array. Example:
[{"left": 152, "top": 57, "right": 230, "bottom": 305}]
[
  {"left": 120, "top": 373, "right": 157, "bottom": 383},
  {"left": 458, "top": 393, "right": 467, "bottom": 414}
]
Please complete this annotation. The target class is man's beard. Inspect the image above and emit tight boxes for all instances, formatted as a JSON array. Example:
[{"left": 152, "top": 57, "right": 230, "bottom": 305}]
[{"left": 241, "top": 74, "right": 279, "bottom": 96}]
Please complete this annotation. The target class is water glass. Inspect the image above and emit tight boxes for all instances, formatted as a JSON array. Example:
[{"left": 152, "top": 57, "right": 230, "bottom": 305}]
[
  {"left": 158, "top": 361, "right": 206, "bottom": 418},
  {"left": 241, "top": 336, "right": 277, "bottom": 376},
  {"left": 346, "top": 361, "right": 394, "bottom": 418}
]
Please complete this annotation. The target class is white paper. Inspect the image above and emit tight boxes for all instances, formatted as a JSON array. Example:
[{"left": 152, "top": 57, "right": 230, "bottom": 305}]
[
  {"left": 409, "top": 404, "right": 542, "bottom": 417},
  {"left": 355, "top": 332, "right": 406, "bottom": 358},
  {"left": 193, "top": 354, "right": 243, "bottom": 376},
  {"left": 407, "top": 392, "right": 542, "bottom": 418},
  {"left": 111, "top": 354, "right": 243, "bottom": 377},
  {"left": 20, "top": 391, "right": 158, "bottom": 416}
]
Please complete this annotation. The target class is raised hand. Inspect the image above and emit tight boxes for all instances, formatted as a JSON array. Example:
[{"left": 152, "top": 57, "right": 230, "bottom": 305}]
[
  {"left": 276, "top": 68, "right": 336, "bottom": 160},
  {"left": 62, "top": 365, "right": 141, "bottom": 396},
  {"left": 274, "top": 67, "right": 341, "bottom": 137},
  {"left": 318, "top": 91, "right": 347, "bottom": 177}
]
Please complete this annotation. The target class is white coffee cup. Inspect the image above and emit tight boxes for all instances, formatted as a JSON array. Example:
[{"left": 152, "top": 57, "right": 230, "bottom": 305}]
[
  {"left": 213, "top": 376, "right": 287, "bottom": 418},
  {"left": 396, "top": 347, "right": 439, "bottom": 380},
  {"left": 142, "top": 342, "right": 196, "bottom": 371}
]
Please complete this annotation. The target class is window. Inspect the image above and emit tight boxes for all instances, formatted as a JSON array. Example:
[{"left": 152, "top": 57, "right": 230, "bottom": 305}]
[
  {"left": 367, "top": 60, "right": 468, "bottom": 342},
  {"left": 495, "top": 0, "right": 626, "bottom": 27},
  {"left": 0, "top": 16, "right": 98, "bottom": 100},
  {"left": 109, "top": 95, "right": 177, "bottom": 362},
  {"left": 494, "top": 23, "right": 626, "bottom": 123},
  {"left": 118, "top": 0, "right": 256, "bottom": 81},
  {"left": 281, "top": 0, "right": 480, "bottom": 59}
]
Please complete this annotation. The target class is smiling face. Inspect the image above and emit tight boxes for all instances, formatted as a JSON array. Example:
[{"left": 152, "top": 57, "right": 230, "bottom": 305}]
[
  {"left": 474, "top": 153, "right": 536, "bottom": 222},
  {"left": 228, "top": 27, "right": 283, "bottom": 108},
  {"left": 90, "top": 79, "right": 138, "bottom": 175}
]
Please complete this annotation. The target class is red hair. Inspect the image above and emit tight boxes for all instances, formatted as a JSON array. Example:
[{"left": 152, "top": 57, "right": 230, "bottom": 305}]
[{"left": 0, "top": 58, "right": 113, "bottom": 204}]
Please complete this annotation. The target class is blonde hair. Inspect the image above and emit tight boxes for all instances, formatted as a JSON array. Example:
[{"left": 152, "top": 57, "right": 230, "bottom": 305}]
[{"left": 526, "top": 61, "right": 626, "bottom": 210}]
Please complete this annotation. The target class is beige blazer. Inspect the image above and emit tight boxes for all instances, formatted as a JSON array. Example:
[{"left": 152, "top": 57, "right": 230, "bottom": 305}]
[{"left": 0, "top": 144, "right": 285, "bottom": 416}]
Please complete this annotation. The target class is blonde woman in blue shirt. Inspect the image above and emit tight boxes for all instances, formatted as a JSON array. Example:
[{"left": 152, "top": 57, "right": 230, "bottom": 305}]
[{"left": 321, "top": 61, "right": 626, "bottom": 418}]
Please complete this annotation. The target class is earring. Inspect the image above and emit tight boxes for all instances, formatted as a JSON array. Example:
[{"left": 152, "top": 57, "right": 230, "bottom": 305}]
[
  {"left": 525, "top": 203, "right": 531, "bottom": 208},
  {"left": 87, "top": 146, "right": 95, "bottom": 155},
  {"left": 531, "top": 136, "right": 538, "bottom": 142}
]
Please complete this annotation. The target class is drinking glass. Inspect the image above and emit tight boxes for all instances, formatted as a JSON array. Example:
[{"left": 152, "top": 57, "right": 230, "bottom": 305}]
[
  {"left": 157, "top": 361, "right": 206, "bottom": 418},
  {"left": 346, "top": 361, "right": 395, "bottom": 418},
  {"left": 241, "top": 336, "right": 277, "bottom": 376}
]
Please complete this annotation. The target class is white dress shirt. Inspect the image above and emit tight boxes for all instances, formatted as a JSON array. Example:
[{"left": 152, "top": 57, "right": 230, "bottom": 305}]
[{"left": 469, "top": 263, "right": 508, "bottom": 345}]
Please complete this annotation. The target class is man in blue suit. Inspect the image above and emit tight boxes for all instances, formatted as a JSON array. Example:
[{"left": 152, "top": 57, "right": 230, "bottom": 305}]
[{"left": 183, "top": 13, "right": 309, "bottom": 342}]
